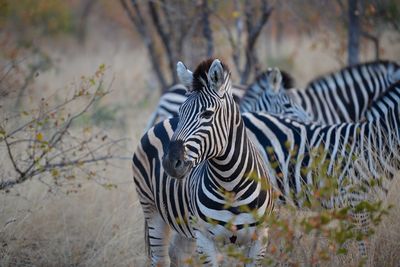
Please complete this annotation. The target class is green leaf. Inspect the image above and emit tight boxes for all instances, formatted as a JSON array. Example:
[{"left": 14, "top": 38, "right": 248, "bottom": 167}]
[{"left": 36, "top": 132, "right": 43, "bottom": 141}]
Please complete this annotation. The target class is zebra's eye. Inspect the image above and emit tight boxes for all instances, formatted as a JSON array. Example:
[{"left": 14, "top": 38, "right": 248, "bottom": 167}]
[
  {"left": 200, "top": 110, "right": 214, "bottom": 119},
  {"left": 283, "top": 103, "right": 292, "bottom": 108}
]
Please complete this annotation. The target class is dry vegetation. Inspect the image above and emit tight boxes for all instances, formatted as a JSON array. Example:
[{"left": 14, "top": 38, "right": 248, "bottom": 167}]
[{"left": 1, "top": 2, "right": 400, "bottom": 267}]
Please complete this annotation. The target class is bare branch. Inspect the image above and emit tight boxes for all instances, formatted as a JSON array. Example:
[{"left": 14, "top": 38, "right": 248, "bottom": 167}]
[
  {"left": 0, "top": 153, "right": 122, "bottom": 191},
  {"left": 119, "top": 0, "right": 167, "bottom": 88},
  {"left": 148, "top": 1, "right": 177, "bottom": 83},
  {"left": 201, "top": 0, "right": 214, "bottom": 57},
  {"left": 210, "top": 2, "right": 243, "bottom": 76},
  {"left": 159, "top": 0, "right": 174, "bottom": 33},
  {"left": 4, "top": 137, "right": 23, "bottom": 177},
  {"left": 361, "top": 30, "right": 380, "bottom": 60},
  {"left": 241, "top": 0, "right": 272, "bottom": 84},
  {"left": 0, "top": 65, "right": 125, "bottom": 191},
  {"left": 5, "top": 88, "right": 98, "bottom": 138}
]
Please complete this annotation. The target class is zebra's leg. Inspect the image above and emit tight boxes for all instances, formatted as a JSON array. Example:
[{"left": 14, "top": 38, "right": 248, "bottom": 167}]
[
  {"left": 349, "top": 209, "right": 372, "bottom": 262},
  {"left": 169, "top": 232, "right": 196, "bottom": 267},
  {"left": 194, "top": 230, "right": 219, "bottom": 267},
  {"left": 246, "top": 227, "right": 269, "bottom": 267},
  {"left": 341, "top": 185, "right": 372, "bottom": 264},
  {"left": 146, "top": 213, "right": 172, "bottom": 267}
]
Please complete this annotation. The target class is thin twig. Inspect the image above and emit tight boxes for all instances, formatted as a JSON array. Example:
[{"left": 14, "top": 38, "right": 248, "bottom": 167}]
[{"left": 4, "top": 137, "right": 23, "bottom": 176}]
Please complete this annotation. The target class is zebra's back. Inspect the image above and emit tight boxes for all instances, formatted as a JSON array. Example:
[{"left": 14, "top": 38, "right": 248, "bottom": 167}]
[{"left": 288, "top": 60, "right": 400, "bottom": 124}]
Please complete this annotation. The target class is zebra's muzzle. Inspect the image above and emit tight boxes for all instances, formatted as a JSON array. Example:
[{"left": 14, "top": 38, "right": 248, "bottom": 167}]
[{"left": 162, "top": 140, "right": 193, "bottom": 179}]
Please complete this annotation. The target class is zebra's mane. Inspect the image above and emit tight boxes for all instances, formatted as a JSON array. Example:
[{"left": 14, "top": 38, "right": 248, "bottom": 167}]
[
  {"left": 280, "top": 70, "right": 295, "bottom": 89},
  {"left": 254, "top": 69, "right": 295, "bottom": 90},
  {"left": 192, "top": 58, "right": 229, "bottom": 92}
]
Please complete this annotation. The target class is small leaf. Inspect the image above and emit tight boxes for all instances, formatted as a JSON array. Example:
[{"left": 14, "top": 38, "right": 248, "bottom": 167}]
[
  {"left": 51, "top": 169, "right": 59, "bottom": 177},
  {"left": 102, "top": 183, "right": 117, "bottom": 190},
  {"left": 0, "top": 127, "right": 5, "bottom": 137},
  {"left": 232, "top": 11, "right": 240, "bottom": 18},
  {"left": 36, "top": 132, "right": 43, "bottom": 141}
]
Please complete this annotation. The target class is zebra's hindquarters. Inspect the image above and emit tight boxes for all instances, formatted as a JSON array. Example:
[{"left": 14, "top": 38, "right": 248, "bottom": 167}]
[{"left": 132, "top": 118, "right": 195, "bottom": 266}]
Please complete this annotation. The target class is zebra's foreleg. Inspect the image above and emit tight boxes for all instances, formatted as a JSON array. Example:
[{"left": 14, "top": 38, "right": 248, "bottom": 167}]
[
  {"left": 342, "top": 188, "right": 373, "bottom": 264},
  {"left": 146, "top": 213, "right": 172, "bottom": 267},
  {"left": 246, "top": 227, "right": 269, "bottom": 267},
  {"left": 349, "top": 210, "right": 372, "bottom": 260},
  {"left": 169, "top": 232, "right": 196, "bottom": 267},
  {"left": 194, "top": 230, "right": 219, "bottom": 267}
]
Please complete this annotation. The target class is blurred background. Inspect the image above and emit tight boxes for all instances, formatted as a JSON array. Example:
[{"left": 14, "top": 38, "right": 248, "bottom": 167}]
[{"left": 0, "top": 0, "right": 399, "bottom": 266}]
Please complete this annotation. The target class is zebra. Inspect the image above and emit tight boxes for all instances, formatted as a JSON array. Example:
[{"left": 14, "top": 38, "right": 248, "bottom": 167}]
[
  {"left": 241, "top": 81, "right": 400, "bottom": 256},
  {"left": 239, "top": 68, "right": 295, "bottom": 112},
  {"left": 242, "top": 82, "right": 400, "bottom": 205},
  {"left": 144, "top": 82, "right": 247, "bottom": 131},
  {"left": 133, "top": 59, "right": 274, "bottom": 266},
  {"left": 144, "top": 84, "right": 188, "bottom": 131},
  {"left": 239, "top": 67, "right": 312, "bottom": 123},
  {"left": 286, "top": 60, "right": 400, "bottom": 124},
  {"left": 134, "top": 78, "right": 400, "bottom": 261}
]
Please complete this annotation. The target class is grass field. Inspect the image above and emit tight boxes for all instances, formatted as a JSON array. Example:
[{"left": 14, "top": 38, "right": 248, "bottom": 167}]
[{"left": 1, "top": 20, "right": 400, "bottom": 266}]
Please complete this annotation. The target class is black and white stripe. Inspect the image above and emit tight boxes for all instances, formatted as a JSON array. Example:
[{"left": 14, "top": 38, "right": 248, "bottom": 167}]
[
  {"left": 239, "top": 68, "right": 311, "bottom": 123},
  {"left": 145, "top": 83, "right": 247, "bottom": 131},
  {"left": 239, "top": 69, "right": 295, "bottom": 112},
  {"left": 243, "top": 82, "right": 400, "bottom": 206},
  {"left": 287, "top": 60, "right": 400, "bottom": 124},
  {"left": 145, "top": 67, "right": 309, "bottom": 133},
  {"left": 135, "top": 79, "right": 400, "bottom": 261},
  {"left": 145, "top": 84, "right": 188, "bottom": 131},
  {"left": 133, "top": 59, "right": 274, "bottom": 266},
  {"left": 242, "top": 81, "right": 400, "bottom": 256}
]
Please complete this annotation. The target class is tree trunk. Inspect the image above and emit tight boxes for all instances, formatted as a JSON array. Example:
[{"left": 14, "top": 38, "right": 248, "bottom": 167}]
[
  {"left": 347, "top": 0, "right": 360, "bottom": 65},
  {"left": 202, "top": 0, "right": 213, "bottom": 58}
]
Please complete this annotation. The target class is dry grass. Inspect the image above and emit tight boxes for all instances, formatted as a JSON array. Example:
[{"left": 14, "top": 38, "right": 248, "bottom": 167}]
[
  {"left": 1, "top": 19, "right": 400, "bottom": 267},
  {"left": 372, "top": 177, "right": 400, "bottom": 267}
]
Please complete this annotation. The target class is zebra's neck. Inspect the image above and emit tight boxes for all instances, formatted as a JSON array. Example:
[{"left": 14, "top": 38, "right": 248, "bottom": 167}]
[{"left": 207, "top": 103, "right": 261, "bottom": 189}]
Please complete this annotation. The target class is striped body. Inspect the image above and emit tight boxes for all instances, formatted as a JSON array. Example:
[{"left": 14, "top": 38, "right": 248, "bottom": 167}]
[
  {"left": 287, "top": 60, "right": 400, "bottom": 124},
  {"left": 244, "top": 91, "right": 400, "bottom": 206},
  {"left": 138, "top": 83, "right": 400, "bottom": 210},
  {"left": 133, "top": 59, "right": 274, "bottom": 266},
  {"left": 135, "top": 113, "right": 272, "bottom": 249},
  {"left": 134, "top": 81, "right": 400, "bottom": 262}
]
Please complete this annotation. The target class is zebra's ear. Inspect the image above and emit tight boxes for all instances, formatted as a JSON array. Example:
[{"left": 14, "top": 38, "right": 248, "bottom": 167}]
[
  {"left": 177, "top": 61, "right": 193, "bottom": 91},
  {"left": 207, "top": 59, "right": 225, "bottom": 95},
  {"left": 268, "top": 67, "right": 282, "bottom": 93}
]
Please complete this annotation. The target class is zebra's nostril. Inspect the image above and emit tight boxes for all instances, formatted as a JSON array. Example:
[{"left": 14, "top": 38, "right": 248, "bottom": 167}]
[{"left": 175, "top": 159, "right": 182, "bottom": 169}]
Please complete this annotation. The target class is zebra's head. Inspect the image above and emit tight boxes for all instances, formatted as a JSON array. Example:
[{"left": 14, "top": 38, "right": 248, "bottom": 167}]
[
  {"left": 259, "top": 68, "right": 290, "bottom": 110},
  {"left": 252, "top": 68, "right": 311, "bottom": 122},
  {"left": 162, "top": 59, "right": 234, "bottom": 179}
]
